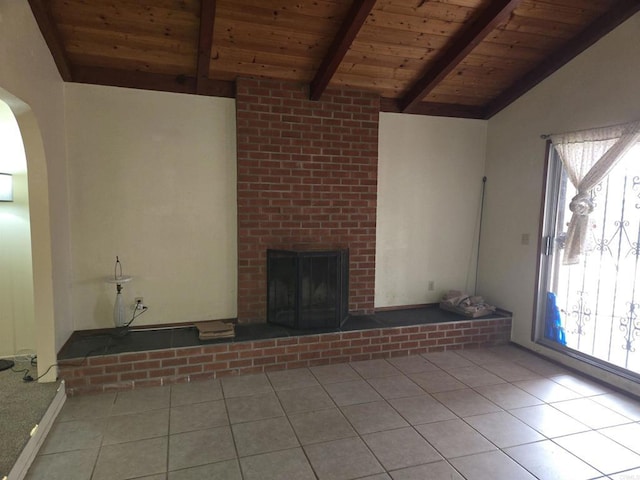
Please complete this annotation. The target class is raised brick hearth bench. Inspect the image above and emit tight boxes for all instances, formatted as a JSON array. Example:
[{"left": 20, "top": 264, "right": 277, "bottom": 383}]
[{"left": 59, "top": 317, "right": 511, "bottom": 396}]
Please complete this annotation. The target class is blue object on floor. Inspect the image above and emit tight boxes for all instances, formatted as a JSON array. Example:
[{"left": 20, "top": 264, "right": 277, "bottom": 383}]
[{"left": 544, "top": 291, "right": 566, "bottom": 345}]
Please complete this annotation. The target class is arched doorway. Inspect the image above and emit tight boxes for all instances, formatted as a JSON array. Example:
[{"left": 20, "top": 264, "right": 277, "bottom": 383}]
[{"left": 0, "top": 88, "right": 56, "bottom": 382}]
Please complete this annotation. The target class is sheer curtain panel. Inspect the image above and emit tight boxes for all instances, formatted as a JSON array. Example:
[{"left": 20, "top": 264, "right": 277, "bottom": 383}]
[{"left": 550, "top": 120, "right": 640, "bottom": 264}]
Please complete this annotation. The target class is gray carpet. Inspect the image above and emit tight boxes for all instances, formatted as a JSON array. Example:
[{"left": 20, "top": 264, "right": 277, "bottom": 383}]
[{"left": 0, "top": 358, "right": 60, "bottom": 478}]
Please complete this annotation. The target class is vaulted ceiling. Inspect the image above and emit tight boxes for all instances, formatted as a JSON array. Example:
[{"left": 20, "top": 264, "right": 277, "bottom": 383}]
[{"left": 28, "top": 0, "right": 640, "bottom": 119}]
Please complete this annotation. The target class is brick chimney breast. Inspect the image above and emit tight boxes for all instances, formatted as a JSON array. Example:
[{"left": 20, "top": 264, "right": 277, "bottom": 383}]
[{"left": 236, "top": 78, "right": 379, "bottom": 322}]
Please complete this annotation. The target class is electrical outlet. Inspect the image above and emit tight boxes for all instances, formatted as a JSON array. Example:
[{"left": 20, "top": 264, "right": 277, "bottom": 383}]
[
  {"left": 428, "top": 280, "right": 435, "bottom": 291},
  {"left": 134, "top": 297, "right": 145, "bottom": 310}
]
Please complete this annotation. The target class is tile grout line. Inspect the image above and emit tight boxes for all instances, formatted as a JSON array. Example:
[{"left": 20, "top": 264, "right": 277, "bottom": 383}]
[
  {"left": 355, "top": 359, "right": 468, "bottom": 477},
  {"left": 266, "top": 368, "right": 322, "bottom": 480},
  {"left": 224, "top": 395, "right": 247, "bottom": 480},
  {"left": 319, "top": 359, "right": 468, "bottom": 478}
]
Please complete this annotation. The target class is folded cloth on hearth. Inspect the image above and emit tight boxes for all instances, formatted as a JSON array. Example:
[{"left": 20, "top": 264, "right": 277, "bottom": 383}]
[
  {"left": 440, "top": 290, "right": 496, "bottom": 316},
  {"left": 195, "top": 320, "right": 235, "bottom": 340}
]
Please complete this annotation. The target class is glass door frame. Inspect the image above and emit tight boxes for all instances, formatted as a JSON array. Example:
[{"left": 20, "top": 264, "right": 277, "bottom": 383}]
[
  {"left": 533, "top": 141, "right": 640, "bottom": 383},
  {"left": 533, "top": 141, "right": 556, "bottom": 343}
]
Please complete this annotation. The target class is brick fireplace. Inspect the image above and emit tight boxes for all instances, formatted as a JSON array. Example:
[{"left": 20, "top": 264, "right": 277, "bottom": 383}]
[
  {"left": 236, "top": 77, "right": 379, "bottom": 323},
  {"left": 57, "top": 81, "right": 517, "bottom": 396}
]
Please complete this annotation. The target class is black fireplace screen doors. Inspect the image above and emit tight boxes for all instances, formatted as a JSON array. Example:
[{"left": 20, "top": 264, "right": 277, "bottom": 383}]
[{"left": 267, "top": 249, "right": 349, "bottom": 330}]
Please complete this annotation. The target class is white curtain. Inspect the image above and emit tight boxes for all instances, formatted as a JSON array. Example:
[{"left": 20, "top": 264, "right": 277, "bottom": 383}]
[{"left": 550, "top": 120, "right": 640, "bottom": 265}]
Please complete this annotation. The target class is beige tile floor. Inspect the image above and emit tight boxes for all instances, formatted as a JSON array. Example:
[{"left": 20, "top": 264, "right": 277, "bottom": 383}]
[{"left": 25, "top": 345, "right": 640, "bottom": 480}]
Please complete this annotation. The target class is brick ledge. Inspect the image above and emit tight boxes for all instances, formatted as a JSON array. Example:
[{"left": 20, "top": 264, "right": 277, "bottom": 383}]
[{"left": 59, "top": 317, "right": 511, "bottom": 396}]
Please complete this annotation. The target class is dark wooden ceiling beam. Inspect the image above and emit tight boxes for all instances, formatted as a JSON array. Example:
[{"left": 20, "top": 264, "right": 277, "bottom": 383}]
[
  {"left": 399, "top": 0, "right": 522, "bottom": 113},
  {"left": 483, "top": 0, "right": 640, "bottom": 119},
  {"left": 72, "top": 66, "right": 235, "bottom": 98},
  {"left": 309, "top": 0, "right": 377, "bottom": 101},
  {"left": 381, "top": 97, "right": 486, "bottom": 119},
  {"left": 196, "top": 0, "right": 217, "bottom": 95},
  {"left": 27, "top": 0, "right": 73, "bottom": 81}
]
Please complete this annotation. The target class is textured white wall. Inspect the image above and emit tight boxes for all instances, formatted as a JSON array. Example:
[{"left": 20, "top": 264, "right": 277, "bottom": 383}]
[
  {"left": 481, "top": 12, "right": 640, "bottom": 393},
  {"left": 376, "top": 113, "right": 488, "bottom": 308},
  {"left": 65, "top": 84, "right": 237, "bottom": 329}
]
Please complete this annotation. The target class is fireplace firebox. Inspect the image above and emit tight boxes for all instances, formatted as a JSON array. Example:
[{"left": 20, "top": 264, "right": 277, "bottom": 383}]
[{"left": 267, "top": 249, "right": 349, "bottom": 329}]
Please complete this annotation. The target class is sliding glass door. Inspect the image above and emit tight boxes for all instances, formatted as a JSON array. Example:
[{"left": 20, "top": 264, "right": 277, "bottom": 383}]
[{"left": 536, "top": 142, "right": 640, "bottom": 375}]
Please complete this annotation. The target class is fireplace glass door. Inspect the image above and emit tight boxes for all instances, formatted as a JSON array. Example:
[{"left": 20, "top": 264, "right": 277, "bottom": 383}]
[{"left": 267, "top": 249, "right": 349, "bottom": 329}]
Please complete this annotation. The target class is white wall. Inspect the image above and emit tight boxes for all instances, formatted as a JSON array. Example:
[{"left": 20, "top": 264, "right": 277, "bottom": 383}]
[
  {"left": 481, "top": 12, "right": 640, "bottom": 393},
  {"left": 65, "top": 84, "right": 237, "bottom": 330},
  {"left": 376, "top": 113, "right": 488, "bottom": 307},
  {"left": 0, "top": 1, "right": 68, "bottom": 377},
  {"left": 0, "top": 101, "right": 35, "bottom": 358}
]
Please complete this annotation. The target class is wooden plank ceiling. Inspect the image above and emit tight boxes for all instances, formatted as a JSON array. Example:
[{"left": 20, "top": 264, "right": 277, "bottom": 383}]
[{"left": 29, "top": 0, "right": 640, "bottom": 119}]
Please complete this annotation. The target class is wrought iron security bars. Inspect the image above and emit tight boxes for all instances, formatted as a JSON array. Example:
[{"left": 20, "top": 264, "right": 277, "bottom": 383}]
[{"left": 541, "top": 143, "right": 640, "bottom": 375}]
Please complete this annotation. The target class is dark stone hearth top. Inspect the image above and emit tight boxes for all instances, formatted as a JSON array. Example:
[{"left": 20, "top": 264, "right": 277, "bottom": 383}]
[{"left": 58, "top": 306, "right": 511, "bottom": 361}]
